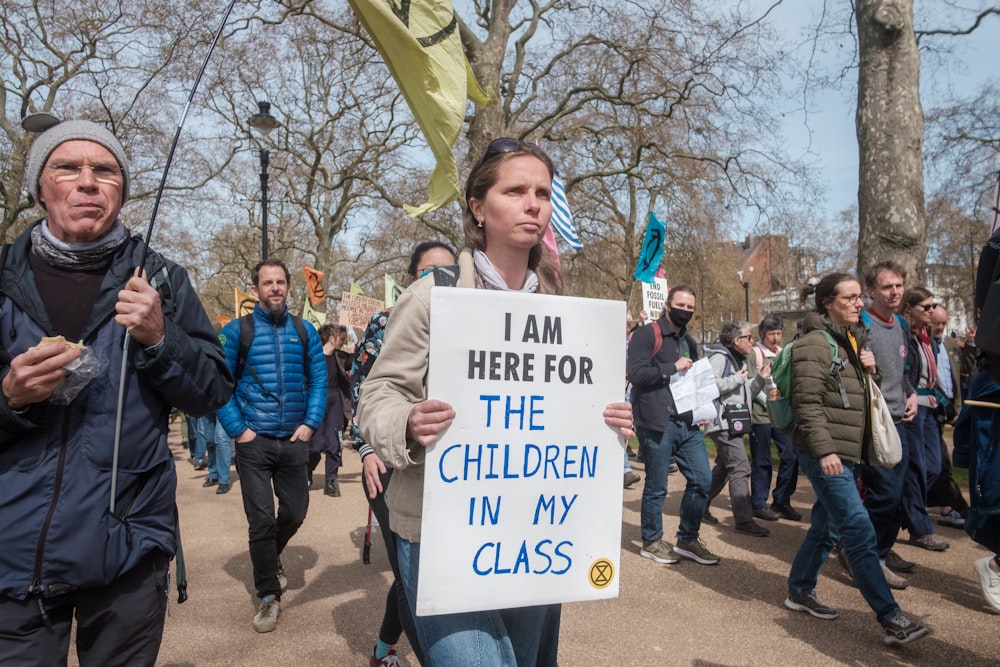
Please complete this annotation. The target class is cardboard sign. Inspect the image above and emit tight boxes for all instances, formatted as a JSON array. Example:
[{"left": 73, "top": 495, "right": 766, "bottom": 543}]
[
  {"left": 339, "top": 292, "right": 384, "bottom": 328},
  {"left": 419, "top": 288, "right": 626, "bottom": 616},
  {"left": 640, "top": 278, "right": 668, "bottom": 321}
]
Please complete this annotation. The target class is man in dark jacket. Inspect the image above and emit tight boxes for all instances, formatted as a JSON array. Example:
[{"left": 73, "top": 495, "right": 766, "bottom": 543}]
[
  {"left": 0, "top": 117, "right": 233, "bottom": 666},
  {"left": 627, "top": 285, "right": 719, "bottom": 566},
  {"left": 217, "top": 260, "right": 326, "bottom": 633}
]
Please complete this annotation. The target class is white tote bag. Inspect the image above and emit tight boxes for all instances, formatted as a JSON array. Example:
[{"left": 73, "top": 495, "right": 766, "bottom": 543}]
[{"left": 868, "top": 380, "right": 902, "bottom": 467}]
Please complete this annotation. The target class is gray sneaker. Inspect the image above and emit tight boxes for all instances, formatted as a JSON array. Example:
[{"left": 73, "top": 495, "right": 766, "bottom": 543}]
[
  {"left": 640, "top": 539, "right": 680, "bottom": 564},
  {"left": 673, "top": 538, "right": 720, "bottom": 565},
  {"left": 253, "top": 595, "right": 281, "bottom": 633},
  {"left": 908, "top": 533, "right": 949, "bottom": 551},
  {"left": 881, "top": 610, "right": 929, "bottom": 645},
  {"left": 277, "top": 560, "right": 287, "bottom": 592},
  {"left": 785, "top": 592, "right": 839, "bottom": 620}
]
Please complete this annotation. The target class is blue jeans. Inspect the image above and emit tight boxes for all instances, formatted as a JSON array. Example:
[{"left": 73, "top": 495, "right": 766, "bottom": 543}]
[
  {"left": 749, "top": 423, "right": 798, "bottom": 508},
  {"left": 235, "top": 436, "right": 310, "bottom": 598},
  {"left": 396, "top": 537, "right": 560, "bottom": 666},
  {"left": 638, "top": 421, "right": 711, "bottom": 544},
  {"left": 788, "top": 453, "right": 898, "bottom": 623},
  {"left": 901, "top": 405, "right": 942, "bottom": 536},
  {"left": 188, "top": 414, "right": 207, "bottom": 463},
  {"left": 203, "top": 415, "right": 231, "bottom": 485},
  {"left": 860, "top": 422, "right": 909, "bottom": 558}
]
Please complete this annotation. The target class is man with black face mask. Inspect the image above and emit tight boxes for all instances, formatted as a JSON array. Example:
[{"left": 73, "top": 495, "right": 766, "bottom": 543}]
[{"left": 627, "top": 286, "right": 720, "bottom": 566}]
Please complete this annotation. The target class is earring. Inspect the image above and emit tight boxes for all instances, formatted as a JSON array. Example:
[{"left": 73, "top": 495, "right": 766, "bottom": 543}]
[{"left": 476, "top": 218, "right": 484, "bottom": 229}]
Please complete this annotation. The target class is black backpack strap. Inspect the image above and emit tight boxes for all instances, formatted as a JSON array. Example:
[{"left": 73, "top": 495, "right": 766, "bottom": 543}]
[
  {"left": 289, "top": 314, "right": 312, "bottom": 367},
  {"left": 0, "top": 244, "right": 10, "bottom": 365},
  {"left": 147, "top": 265, "right": 175, "bottom": 320},
  {"left": 235, "top": 314, "right": 253, "bottom": 382}
]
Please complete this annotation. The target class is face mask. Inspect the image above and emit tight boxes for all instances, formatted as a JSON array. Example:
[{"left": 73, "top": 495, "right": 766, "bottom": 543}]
[{"left": 669, "top": 307, "right": 693, "bottom": 330}]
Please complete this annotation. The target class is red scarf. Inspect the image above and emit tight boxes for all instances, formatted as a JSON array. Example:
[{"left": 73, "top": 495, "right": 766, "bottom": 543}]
[{"left": 915, "top": 326, "right": 939, "bottom": 389}]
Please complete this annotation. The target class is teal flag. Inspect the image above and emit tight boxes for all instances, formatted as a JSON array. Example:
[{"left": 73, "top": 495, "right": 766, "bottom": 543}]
[{"left": 633, "top": 212, "right": 665, "bottom": 282}]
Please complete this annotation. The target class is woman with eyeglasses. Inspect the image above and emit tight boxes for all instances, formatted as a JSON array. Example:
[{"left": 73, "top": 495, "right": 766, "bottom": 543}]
[
  {"left": 898, "top": 287, "right": 951, "bottom": 552},
  {"left": 356, "top": 138, "right": 634, "bottom": 665},
  {"left": 783, "top": 273, "right": 929, "bottom": 645},
  {"left": 703, "top": 320, "right": 772, "bottom": 537}
]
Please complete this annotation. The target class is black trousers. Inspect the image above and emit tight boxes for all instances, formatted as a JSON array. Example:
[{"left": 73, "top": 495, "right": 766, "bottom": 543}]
[
  {"left": 0, "top": 551, "right": 169, "bottom": 667},
  {"left": 363, "top": 467, "right": 424, "bottom": 665}
]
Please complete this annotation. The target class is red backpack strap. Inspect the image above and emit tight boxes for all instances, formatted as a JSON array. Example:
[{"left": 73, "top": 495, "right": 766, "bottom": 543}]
[{"left": 651, "top": 320, "right": 664, "bottom": 357}]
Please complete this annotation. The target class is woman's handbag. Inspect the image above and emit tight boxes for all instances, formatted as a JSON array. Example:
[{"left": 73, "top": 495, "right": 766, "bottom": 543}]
[
  {"left": 868, "top": 380, "right": 902, "bottom": 467},
  {"left": 723, "top": 403, "right": 752, "bottom": 437}
]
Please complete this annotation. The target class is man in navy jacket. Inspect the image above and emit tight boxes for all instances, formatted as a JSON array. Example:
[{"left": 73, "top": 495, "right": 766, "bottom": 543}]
[
  {"left": 218, "top": 259, "right": 326, "bottom": 633},
  {"left": 0, "top": 117, "right": 233, "bottom": 666}
]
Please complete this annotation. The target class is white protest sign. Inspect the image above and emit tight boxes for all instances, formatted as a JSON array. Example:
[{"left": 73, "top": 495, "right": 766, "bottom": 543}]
[
  {"left": 420, "top": 288, "right": 626, "bottom": 616},
  {"left": 640, "top": 278, "right": 668, "bottom": 321}
]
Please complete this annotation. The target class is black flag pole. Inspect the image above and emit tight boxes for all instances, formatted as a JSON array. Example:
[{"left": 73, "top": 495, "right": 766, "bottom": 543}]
[
  {"left": 110, "top": 0, "right": 239, "bottom": 516},
  {"left": 989, "top": 170, "right": 999, "bottom": 236}
]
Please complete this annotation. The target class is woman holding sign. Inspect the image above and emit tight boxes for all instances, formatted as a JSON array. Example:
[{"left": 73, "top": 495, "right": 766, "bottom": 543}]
[{"left": 357, "top": 138, "right": 633, "bottom": 666}]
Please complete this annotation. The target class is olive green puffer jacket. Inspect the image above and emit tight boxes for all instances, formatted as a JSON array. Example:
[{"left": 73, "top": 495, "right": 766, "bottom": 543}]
[{"left": 790, "top": 312, "right": 872, "bottom": 462}]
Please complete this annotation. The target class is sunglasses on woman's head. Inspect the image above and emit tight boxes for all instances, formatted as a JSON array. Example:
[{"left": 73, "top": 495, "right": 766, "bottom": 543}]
[{"left": 484, "top": 137, "right": 533, "bottom": 156}]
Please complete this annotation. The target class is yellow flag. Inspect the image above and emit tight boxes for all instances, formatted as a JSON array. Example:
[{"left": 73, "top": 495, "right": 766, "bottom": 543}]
[
  {"left": 302, "top": 266, "right": 326, "bottom": 306},
  {"left": 347, "top": 0, "right": 496, "bottom": 216},
  {"left": 350, "top": 282, "right": 365, "bottom": 295},
  {"left": 301, "top": 298, "right": 327, "bottom": 329},
  {"left": 235, "top": 288, "right": 257, "bottom": 317},
  {"left": 384, "top": 273, "right": 404, "bottom": 308}
]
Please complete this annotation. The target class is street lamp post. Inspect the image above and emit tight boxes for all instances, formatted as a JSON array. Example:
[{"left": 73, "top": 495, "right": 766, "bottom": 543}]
[
  {"left": 247, "top": 100, "right": 280, "bottom": 261},
  {"left": 737, "top": 267, "right": 753, "bottom": 321}
]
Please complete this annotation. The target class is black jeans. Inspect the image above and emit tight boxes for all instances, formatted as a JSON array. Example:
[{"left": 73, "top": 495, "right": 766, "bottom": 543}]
[
  {"left": 235, "top": 435, "right": 310, "bottom": 598},
  {"left": 0, "top": 551, "right": 169, "bottom": 667},
  {"left": 362, "top": 467, "right": 424, "bottom": 664}
]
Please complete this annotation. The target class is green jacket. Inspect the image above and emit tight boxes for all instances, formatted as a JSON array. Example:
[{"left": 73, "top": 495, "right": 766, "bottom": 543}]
[{"left": 791, "top": 312, "right": 872, "bottom": 463}]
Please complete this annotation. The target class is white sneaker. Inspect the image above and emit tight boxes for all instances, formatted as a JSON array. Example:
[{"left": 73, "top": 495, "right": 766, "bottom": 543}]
[
  {"left": 975, "top": 556, "right": 1000, "bottom": 612},
  {"left": 253, "top": 595, "right": 281, "bottom": 633}
]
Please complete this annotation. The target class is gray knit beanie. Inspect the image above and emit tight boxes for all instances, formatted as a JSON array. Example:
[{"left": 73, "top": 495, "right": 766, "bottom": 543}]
[{"left": 25, "top": 119, "right": 130, "bottom": 207}]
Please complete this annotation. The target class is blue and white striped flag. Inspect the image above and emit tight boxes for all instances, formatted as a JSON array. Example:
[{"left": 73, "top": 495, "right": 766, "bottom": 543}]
[{"left": 550, "top": 172, "right": 583, "bottom": 251}]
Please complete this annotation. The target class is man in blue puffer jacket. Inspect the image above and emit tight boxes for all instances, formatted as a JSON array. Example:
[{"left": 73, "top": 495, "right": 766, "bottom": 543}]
[
  {"left": 0, "top": 117, "right": 233, "bottom": 666},
  {"left": 217, "top": 259, "right": 326, "bottom": 633}
]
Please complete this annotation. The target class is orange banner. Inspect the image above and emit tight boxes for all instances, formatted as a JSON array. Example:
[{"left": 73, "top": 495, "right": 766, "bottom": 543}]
[
  {"left": 235, "top": 288, "right": 257, "bottom": 317},
  {"left": 303, "top": 266, "right": 326, "bottom": 306}
]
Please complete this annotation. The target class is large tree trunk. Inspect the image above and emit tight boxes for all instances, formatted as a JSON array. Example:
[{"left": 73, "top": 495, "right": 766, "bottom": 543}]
[{"left": 856, "top": 0, "right": 926, "bottom": 280}]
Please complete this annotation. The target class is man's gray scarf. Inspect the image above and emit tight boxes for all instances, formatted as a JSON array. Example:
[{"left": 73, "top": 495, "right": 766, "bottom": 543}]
[{"left": 31, "top": 219, "right": 128, "bottom": 271}]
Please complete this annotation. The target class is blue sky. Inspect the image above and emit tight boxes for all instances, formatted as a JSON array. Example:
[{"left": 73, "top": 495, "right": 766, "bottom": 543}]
[{"left": 758, "top": 1, "right": 1000, "bottom": 225}]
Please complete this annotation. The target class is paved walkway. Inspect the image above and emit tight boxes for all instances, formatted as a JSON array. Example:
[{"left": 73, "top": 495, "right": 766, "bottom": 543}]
[{"left": 86, "top": 424, "right": 999, "bottom": 666}]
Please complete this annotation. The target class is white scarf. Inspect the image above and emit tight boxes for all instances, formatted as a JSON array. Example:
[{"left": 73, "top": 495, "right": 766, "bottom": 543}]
[{"left": 473, "top": 249, "right": 538, "bottom": 293}]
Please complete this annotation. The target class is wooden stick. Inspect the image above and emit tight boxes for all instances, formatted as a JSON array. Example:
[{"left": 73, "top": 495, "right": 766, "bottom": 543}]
[{"left": 965, "top": 399, "right": 1000, "bottom": 409}]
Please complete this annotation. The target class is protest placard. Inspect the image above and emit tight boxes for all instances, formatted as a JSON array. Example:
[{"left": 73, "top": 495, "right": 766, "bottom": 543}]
[
  {"left": 339, "top": 292, "right": 384, "bottom": 328},
  {"left": 640, "top": 277, "right": 668, "bottom": 321},
  {"left": 419, "top": 288, "right": 626, "bottom": 616}
]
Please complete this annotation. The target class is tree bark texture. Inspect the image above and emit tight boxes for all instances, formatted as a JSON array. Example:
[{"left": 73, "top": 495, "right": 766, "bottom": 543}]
[{"left": 855, "top": 0, "right": 927, "bottom": 280}]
